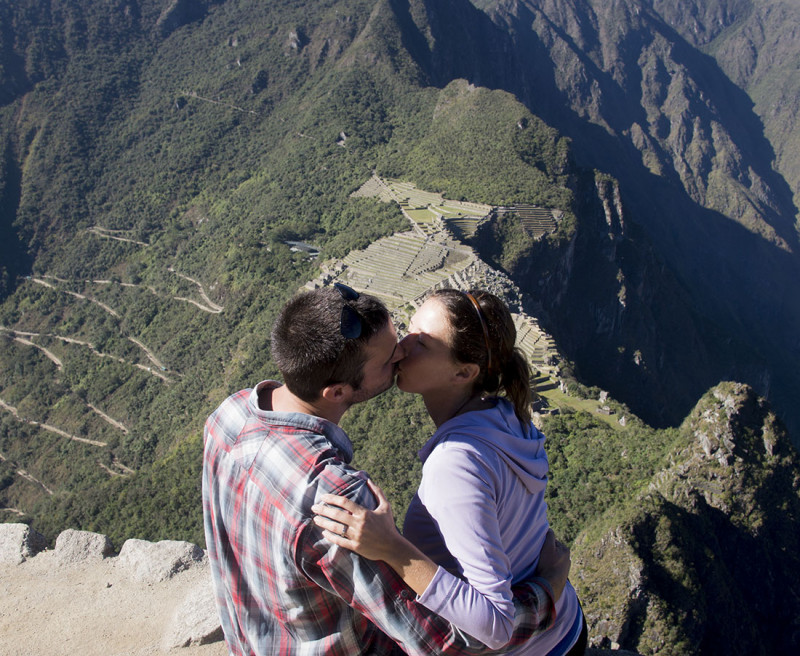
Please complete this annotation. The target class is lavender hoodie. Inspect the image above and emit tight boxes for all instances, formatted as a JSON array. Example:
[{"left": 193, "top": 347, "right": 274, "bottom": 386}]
[{"left": 404, "top": 398, "right": 582, "bottom": 655}]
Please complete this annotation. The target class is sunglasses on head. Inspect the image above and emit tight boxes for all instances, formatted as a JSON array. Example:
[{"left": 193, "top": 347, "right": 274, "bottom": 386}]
[{"left": 333, "top": 282, "right": 362, "bottom": 339}]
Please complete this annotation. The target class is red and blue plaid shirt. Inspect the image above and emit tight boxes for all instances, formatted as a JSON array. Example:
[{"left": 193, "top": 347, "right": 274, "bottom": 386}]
[{"left": 203, "top": 381, "right": 556, "bottom": 656}]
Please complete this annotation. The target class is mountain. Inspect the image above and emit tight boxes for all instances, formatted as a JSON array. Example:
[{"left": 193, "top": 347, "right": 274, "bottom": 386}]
[
  {"left": 446, "top": 0, "right": 800, "bottom": 439},
  {"left": 1, "top": 1, "right": 799, "bottom": 652},
  {"left": 570, "top": 382, "right": 800, "bottom": 655}
]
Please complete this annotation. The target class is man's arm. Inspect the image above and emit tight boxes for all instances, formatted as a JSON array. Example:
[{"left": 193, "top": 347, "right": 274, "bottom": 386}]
[{"left": 314, "top": 480, "right": 570, "bottom": 648}]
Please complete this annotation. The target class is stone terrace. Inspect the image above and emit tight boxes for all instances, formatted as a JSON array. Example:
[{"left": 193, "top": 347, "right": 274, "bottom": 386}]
[
  {"left": 353, "top": 176, "right": 494, "bottom": 239},
  {"left": 494, "top": 205, "right": 558, "bottom": 238},
  {"left": 336, "top": 231, "right": 472, "bottom": 306}
]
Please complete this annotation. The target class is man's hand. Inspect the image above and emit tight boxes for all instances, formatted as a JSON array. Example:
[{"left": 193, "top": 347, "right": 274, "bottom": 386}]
[{"left": 535, "top": 529, "right": 571, "bottom": 602}]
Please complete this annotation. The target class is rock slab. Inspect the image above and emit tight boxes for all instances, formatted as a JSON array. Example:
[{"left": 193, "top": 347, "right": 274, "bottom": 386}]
[
  {"left": 162, "top": 574, "right": 224, "bottom": 649},
  {"left": 0, "top": 523, "right": 47, "bottom": 565},
  {"left": 118, "top": 538, "right": 207, "bottom": 584},
  {"left": 54, "top": 528, "right": 114, "bottom": 565}
]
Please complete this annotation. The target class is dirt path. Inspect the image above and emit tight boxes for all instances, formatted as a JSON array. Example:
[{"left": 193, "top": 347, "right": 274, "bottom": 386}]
[
  {"left": 85, "top": 277, "right": 223, "bottom": 314},
  {"left": 173, "top": 296, "right": 223, "bottom": 313},
  {"left": 0, "top": 452, "right": 54, "bottom": 495},
  {"left": 14, "top": 468, "right": 54, "bottom": 495},
  {"left": 62, "top": 288, "right": 122, "bottom": 318},
  {"left": 0, "top": 398, "right": 108, "bottom": 448},
  {"left": 169, "top": 269, "right": 224, "bottom": 313},
  {"left": 98, "top": 462, "right": 127, "bottom": 478},
  {"left": 127, "top": 337, "right": 166, "bottom": 370},
  {"left": 32, "top": 278, "right": 124, "bottom": 320},
  {"left": 1, "top": 327, "right": 170, "bottom": 384},
  {"left": 87, "top": 403, "right": 130, "bottom": 434},
  {"left": 88, "top": 226, "right": 150, "bottom": 247},
  {"left": 9, "top": 335, "right": 63, "bottom": 368}
]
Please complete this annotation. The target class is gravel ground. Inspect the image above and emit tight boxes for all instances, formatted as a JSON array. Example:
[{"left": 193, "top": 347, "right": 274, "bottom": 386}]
[{"left": 0, "top": 550, "right": 227, "bottom": 656}]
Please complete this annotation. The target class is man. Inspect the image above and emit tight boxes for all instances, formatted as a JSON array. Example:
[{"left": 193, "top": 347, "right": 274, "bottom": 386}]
[{"left": 203, "top": 284, "right": 568, "bottom": 655}]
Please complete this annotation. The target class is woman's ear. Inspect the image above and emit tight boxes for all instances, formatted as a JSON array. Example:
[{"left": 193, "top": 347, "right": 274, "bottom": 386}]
[{"left": 453, "top": 362, "right": 480, "bottom": 385}]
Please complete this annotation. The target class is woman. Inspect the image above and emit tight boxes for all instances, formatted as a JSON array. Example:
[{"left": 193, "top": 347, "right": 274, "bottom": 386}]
[{"left": 313, "top": 289, "right": 586, "bottom": 655}]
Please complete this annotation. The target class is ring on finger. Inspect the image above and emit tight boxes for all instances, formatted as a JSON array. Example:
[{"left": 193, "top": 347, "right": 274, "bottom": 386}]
[{"left": 341, "top": 525, "right": 348, "bottom": 538}]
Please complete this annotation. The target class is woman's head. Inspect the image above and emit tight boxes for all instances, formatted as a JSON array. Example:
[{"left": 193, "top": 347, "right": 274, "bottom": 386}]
[{"left": 399, "top": 289, "right": 533, "bottom": 424}]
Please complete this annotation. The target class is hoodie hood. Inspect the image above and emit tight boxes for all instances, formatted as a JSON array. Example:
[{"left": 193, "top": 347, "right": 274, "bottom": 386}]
[{"left": 418, "top": 397, "right": 548, "bottom": 494}]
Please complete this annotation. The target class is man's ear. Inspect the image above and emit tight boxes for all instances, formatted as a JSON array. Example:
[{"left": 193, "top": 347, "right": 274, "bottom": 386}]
[
  {"left": 453, "top": 362, "right": 480, "bottom": 385},
  {"left": 320, "top": 382, "right": 353, "bottom": 404}
]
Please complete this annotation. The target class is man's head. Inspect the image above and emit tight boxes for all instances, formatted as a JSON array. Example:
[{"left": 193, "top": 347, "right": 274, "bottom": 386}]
[{"left": 271, "top": 284, "right": 399, "bottom": 404}]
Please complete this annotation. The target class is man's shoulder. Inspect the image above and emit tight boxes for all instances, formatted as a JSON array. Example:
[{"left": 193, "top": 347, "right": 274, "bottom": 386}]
[
  {"left": 204, "top": 387, "right": 254, "bottom": 444},
  {"left": 318, "top": 469, "right": 378, "bottom": 510},
  {"left": 286, "top": 437, "right": 378, "bottom": 510},
  {"left": 238, "top": 421, "right": 376, "bottom": 509}
]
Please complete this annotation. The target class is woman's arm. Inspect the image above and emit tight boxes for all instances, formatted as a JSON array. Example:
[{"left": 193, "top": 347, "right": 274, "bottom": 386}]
[
  {"left": 414, "top": 444, "right": 518, "bottom": 644},
  {"left": 313, "top": 477, "right": 571, "bottom": 648}
]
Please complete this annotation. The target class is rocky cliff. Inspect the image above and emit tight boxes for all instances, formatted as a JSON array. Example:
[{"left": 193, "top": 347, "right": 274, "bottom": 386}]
[{"left": 570, "top": 382, "right": 800, "bottom": 655}]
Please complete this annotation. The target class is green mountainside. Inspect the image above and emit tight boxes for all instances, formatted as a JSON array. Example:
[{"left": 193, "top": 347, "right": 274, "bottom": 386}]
[{"left": 1, "top": 0, "right": 799, "bottom": 653}]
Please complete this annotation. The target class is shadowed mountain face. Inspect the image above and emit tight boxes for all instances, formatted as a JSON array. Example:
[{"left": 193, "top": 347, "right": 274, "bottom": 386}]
[
  {"left": 570, "top": 382, "right": 800, "bottom": 655},
  {"left": 383, "top": 0, "right": 800, "bottom": 437}
]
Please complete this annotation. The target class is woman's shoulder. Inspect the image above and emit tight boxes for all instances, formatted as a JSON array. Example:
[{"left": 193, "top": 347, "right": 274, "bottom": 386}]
[{"left": 423, "top": 429, "right": 504, "bottom": 472}]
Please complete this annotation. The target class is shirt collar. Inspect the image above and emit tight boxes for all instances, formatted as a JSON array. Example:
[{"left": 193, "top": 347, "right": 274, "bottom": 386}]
[{"left": 247, "top": 380, "right": 355, "bottom": 462}]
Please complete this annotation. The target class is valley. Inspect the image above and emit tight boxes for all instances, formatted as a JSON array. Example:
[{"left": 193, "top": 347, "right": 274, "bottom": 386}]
[{"left": 0, "top": 174, "right": 614, "bottom": 526}]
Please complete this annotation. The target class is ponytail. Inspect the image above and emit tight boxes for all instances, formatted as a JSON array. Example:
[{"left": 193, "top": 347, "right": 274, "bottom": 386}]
[{"left": 500, "top": 348, "right": 532, "bottom": 425}]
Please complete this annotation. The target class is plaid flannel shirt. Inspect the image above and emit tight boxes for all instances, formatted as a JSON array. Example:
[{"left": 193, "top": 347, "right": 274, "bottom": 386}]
[{"left": 202, "top": 381, "right": 556, "bottom": 656}]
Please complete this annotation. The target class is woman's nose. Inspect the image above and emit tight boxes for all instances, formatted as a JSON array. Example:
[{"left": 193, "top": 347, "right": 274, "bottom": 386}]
[
  {"left": 391, "top": 339, "right": 406, "bottom": 363},
  {"left": 396, "top": 334, "right": 413, "bottom": 358}
]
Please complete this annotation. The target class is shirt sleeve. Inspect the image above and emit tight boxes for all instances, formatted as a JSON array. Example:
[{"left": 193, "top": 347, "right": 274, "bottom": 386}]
[
  {"left": 413, "top": 443, "right": 531, "bottom": 647},
  {"left": 297, "top": 475, "right": 556, "bottom": 656}
]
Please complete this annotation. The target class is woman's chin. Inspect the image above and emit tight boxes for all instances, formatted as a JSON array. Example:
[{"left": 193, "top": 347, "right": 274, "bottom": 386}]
[{"left": 395, "top": 372, "right": 413, "bottom": 393}]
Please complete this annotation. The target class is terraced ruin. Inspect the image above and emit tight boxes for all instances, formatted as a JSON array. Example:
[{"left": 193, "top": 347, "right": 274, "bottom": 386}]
[
  {"left": 310, "top": 176, "right": 564, "bottom": 400},
  {"left": 495, "top": 205, "right": 561, "bottom": 238},
  {"left": 352, "top": 176, "right": 560, "bottom": 241},
  {"left": 351, "top": 176, "right": 494, "bottom": 239}
]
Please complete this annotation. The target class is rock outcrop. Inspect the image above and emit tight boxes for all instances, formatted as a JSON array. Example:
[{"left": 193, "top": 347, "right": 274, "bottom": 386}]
[
  {"left": 0, "top": 525, "right": 223, "bottom": 655},
  {"left": 0, "top": 523, "right": 639, "bottom": 655},
  {"left": 571, "top": 383, "right": 800, "bottom": 656},
  {"left": 0, "top": 522, "right": 47, "bottom": 565},
  {"left": 55, "top": 528, "right": 114, "bottom": 564},
  {"left": 118, "top": 537, "right": 205, "bottom": 584}
]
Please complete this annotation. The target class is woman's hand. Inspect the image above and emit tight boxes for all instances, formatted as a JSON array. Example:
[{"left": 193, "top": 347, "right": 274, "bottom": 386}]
[
  {"left": 312, "top": 479, "right": 439, "bottom": 595},
  {"left": 311, "top": 479, "right": 403, "bottom": 562}
]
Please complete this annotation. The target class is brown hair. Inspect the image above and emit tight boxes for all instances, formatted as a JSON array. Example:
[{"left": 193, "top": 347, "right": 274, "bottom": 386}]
[
  {"left": 430, "top": 288, "right": 533, "bottom": 424},
  {"left": 270, "top": 287, "right": 390, "bottom": 402}
]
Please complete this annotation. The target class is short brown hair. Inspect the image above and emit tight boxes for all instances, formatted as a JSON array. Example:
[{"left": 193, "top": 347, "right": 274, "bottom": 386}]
[{"left": 270, "top": 287, "right": 390, "bottom": 402}]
